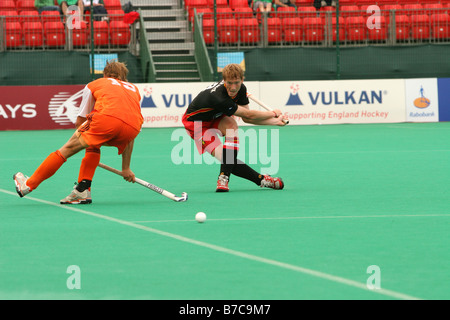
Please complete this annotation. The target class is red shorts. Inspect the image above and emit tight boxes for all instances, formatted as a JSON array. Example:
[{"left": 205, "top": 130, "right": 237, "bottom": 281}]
[
  {"left": 78, "top": 113, "right": 140, "bottom": 155},
  {"left": 182, "top": 113, "right": 224, "bottom": 154}
]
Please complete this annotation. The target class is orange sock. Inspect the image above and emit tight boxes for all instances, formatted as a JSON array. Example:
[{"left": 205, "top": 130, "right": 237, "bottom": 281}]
[
  {"left": 27, "top": 150, "right": 67, "bottom": 191},
  {"left": 78, "top": 147, "right": 100, "bottom": 182}
]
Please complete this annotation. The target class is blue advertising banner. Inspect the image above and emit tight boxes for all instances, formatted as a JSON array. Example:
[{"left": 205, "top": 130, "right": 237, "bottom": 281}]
[{"left": 438, "top": 78, "right": 450, "bottom": 121}]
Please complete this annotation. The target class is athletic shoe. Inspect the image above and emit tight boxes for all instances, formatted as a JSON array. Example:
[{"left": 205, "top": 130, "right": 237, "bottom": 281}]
[
  {"left": 216, "top": 174, "right": 229, "bottom": 192},
  {"left": 260, "top": 175, "right": 284, "bottom": 190},
  {"left": 60, "top": 186, "right": 92, "bottom": 204},
  {"left": 13, "top": 172, "right": 31, "bottom": 197}
]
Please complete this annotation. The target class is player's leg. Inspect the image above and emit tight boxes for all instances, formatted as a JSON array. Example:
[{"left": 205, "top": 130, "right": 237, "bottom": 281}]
[
  {"left": 14, "top": 131, "right": 87, "bottom": 197},
  {"left": 60, "top": 147, "right": 100, "bottom": 204}
]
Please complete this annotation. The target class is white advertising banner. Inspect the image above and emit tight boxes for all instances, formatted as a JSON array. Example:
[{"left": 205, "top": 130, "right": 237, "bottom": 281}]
[
  {"left": 405, "top": 78, "right": 439, "bottom": 122},
  {"left": 135, "top": 79, "right": 407, "bottom": 128},
  {"left": 257, "top": 79, "right": 406, "bottom": 125}
]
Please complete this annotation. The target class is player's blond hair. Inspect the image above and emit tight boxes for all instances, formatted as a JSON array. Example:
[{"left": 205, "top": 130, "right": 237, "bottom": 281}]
[
  {"left": 103, "top": 60, "right": 129, "bottom": 81},
  {"left": 222, "top": 63, "right": 245, "bottom": 81}
]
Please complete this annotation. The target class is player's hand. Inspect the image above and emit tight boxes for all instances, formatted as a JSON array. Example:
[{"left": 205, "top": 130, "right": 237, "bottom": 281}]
[
  {"left": 122, "top": 168, "right": 136, "bottom": 183},
  {"left": 277, "top": 115, "right": 288, "bottom": 126},
  {"left": 272, "top": 109, "right": 282, "bottom": 118}
]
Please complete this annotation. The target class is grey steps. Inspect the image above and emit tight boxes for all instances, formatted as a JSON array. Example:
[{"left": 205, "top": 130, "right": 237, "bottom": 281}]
[{"left": 147, "top": 31, "right": 193, "bottom": 43}]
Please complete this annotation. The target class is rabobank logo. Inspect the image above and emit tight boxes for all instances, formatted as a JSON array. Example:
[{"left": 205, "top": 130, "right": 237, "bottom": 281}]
[
  {"left": 405, "top": 79, "right": 438, "bottom": 122},
  {"left": 48, "top": 90, "right": 83, "bottom": 126},
  {"left": 413, "top": 86, "right": 431, "bottom": 109}
]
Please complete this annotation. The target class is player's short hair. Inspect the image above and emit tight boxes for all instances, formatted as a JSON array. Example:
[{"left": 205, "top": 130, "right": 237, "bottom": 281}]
[
  {"left": 222, "top": 64, "right": 245, "bottom": 81},
  {"left": 103, "top": 60, "right": 129, "bottom": 81}
]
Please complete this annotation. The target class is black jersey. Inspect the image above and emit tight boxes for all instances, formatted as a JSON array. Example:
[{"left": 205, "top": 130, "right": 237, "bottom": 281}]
[{"left": 184, "top": 81, "right": 249, "bottom": 121}]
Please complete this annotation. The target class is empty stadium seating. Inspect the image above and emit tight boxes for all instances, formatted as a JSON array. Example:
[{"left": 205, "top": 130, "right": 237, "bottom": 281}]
[
  {"left": 217, "top": 18, "right": 239, "bottom": 44},
  {"left": 346, "top": 16, "right": 366, "bottom": 42},
  {"left": 303, "top": 17, "right": 324, "bottom": 43},
  {"left": 109, "top": 21, "right": 131, "bottom": 45},
  {"left": 238, "top": 17, "right": 260, "bottom": 44},
  {"left": 44, "top": 21, "right": 65, "bottom": 47},
  {"left": 23, "top": 21, "right": 44, "bottom": 47},
  {"left": 282, "top": 17, "right": 303, "bottom": 43},
  {"left": 92, "top": 21, "right": 110, "bottom": 46},
  {"left": 4, "top": 22, "right": 23, "bottom": 47},
  {"left": 267, "top": 17, "right": 282, "bottom": 44},
  {"left": 202, "top": 18, "right": 215, "bottom": 44}
]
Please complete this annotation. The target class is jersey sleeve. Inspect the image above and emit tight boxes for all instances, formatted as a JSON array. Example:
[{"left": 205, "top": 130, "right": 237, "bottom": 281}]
[
  {"left": 77, "top": 84, "right": 95, "bottom": 117},
  {"left": 236, "top": 84, "right": 249, "bottom": 106}
]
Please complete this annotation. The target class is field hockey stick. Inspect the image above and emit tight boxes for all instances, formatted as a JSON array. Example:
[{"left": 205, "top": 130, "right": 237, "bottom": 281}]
[
  {"left": 247, "top": 93, "right": 289, "bottom": 124},
  {"left": 98, "top": 163, "right": 188, "bottom": 202}
]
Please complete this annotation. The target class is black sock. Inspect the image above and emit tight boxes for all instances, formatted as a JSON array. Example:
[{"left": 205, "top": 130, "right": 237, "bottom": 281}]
[
  {"left": 220, "top": 137, "right": 239, "bottom": 177},
  {"left": 76, "top": 179, "right": 91, "bottom": 192},
  {"left": 232, "top": 160, "right": 264, "bottom": 186}
]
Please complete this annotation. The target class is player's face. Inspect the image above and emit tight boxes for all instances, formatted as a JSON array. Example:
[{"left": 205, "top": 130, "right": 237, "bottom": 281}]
[{"left": 224, "top": 78, "right": 242, "bottom": 97}]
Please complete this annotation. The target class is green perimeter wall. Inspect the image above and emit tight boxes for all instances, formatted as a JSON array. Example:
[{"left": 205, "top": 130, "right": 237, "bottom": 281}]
[
  {"left": 0, "top": 45, "right": 449, "bottom": 85},
  {"left": 210, "top": 44, "right": 450, "bottom": 81},
  {"left": 0, "top": 51, "right": 144, "bottom": 86}
]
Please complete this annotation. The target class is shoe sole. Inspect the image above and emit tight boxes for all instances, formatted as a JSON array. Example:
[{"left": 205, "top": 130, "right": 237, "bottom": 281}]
[
  {"left": 13, "top": 173, "right": 25, "bottom": 198},
  {"left": 60, "top": 199, "right": 92, "bottom": 205},
  {"left": 216, "top": 187, "right": 229, "bottom": 192}
]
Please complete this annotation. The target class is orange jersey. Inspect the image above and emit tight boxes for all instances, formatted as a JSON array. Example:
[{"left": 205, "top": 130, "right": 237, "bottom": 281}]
[{"left": 87, "top": 77, "right": 143, "bottom": 131}]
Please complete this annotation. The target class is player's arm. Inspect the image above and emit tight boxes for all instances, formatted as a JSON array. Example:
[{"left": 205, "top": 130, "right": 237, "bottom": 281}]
[
  {"left": 236, "top": 105, "right": 286, "bottom": 126},
  {"left": 121, "top": 139, "right": 135, "bottom": 183},
  {"left": 76, "top": 85, "right": 96, "bottom": 128}
]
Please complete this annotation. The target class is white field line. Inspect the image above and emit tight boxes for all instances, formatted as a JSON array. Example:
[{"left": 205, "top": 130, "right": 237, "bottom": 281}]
[{"left": 1, "top": 188, "right": 423, "bottom": 300}]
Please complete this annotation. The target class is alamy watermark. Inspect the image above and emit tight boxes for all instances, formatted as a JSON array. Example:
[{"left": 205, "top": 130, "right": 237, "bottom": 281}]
[
  {"left": 66, "top": 265, "right": 81, "bottom": 290},
  {"left": 171, "top": 126, "right": 281, "bottom": 176},
  {"left": 366, "top": 265, "right": 381, "bottom": 290}
]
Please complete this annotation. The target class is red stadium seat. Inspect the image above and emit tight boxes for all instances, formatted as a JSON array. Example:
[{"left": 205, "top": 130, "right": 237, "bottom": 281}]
[
  {"left": 340, "top": 5, "right": 360, "bottom": 18},
  {"left": 431, "top": 13, "right": 450, "bottom": 39},
  {"left": 411, "top": 14, "right": 430, "bottom": 40},
  {"left": 297, "top": 6, "right": 316, "bottom": 18},
  {"left": 4, "top": 22, "right": 23, "bottom": 47},
  {"left": 20, "top": 10, "right": 40, "bottom": 23},
  {"left": 44, "top": 21, "right": 65, "bottom": 47},
  {"left": 23, "top": 21, "right": 43, "bottom": 47},
  {"left": 234, "top": 6, "right": 254, "bottom": 20},
  {"left": 217, "top": 18, "right": 238, "bottom": 44},
  {"left": 332, "top": 16, "right": 345, "bottom": 42},
  {"left": 108, "top": 9, "right": 125, "bottom": 22},
  {"left": 282, "top": 17, "right": 303, "bottom": 43},
  {"left": 303, "top": 17, "right": 324, "bottom": 42},
  {"left": 103, "top": 0, "right": 122, "bottom": 10},
  {"left": 0, "top": 10, "right": 20, "bottom": 23},
  {"left": 207, "top": 0, "right": 229, "bottom": 8},
  {"left": 0, "top": 0, "right": 16, "bottom": 11},
  {"left": 92, "top": 20, "right": 109, "bottom": 46},
  {"left": 238, "top": 17, "right": 260, "bottom": 44},
  {"left": 367, "top": 15, "right": 387, "bottom": 41},
  {"left": 17, "top": 0, "right": 36, "bottom": 12},
  {"left": 202, "top": 18, "right": 215, "bottom": 44},
  {"left": 403, "top": 4, "right": 423, "bottom": 16},
  {"left": 276, "top": 6, "right": 296, "bottom": 19},
  {"left": 40, "top": 10, "right": 61, "bottom": 23},
  {"left": 267, "top": 17, "right": 282, "bottom": 44},
  {"left": 109, "top": 21, "right": 130, "bottom": 45},
  {"left": 72, "top": 22, "right": 88, "bottom": 46},
  {"left": 229, "top": 0, "right": 249, "bottom": 10},
  {"left": 217, "top": 7, "right": 234, "bottom": 19},
  {"left": 345, "top": 16, "right": 366, "bottom": 42},
  {"left": 295, "top": 0, "right": 314, "bottom": 6},
  {"left": 394, "top": 15, "right": 410, "bottom": 41},
  {"left": 187, "top": 0, "right": 208, "bottom": 20}
]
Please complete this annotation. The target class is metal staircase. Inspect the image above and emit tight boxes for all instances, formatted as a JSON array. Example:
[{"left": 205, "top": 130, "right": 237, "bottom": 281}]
[{"left": 133, "top": 0, "right": 201, "bottom": 82}]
